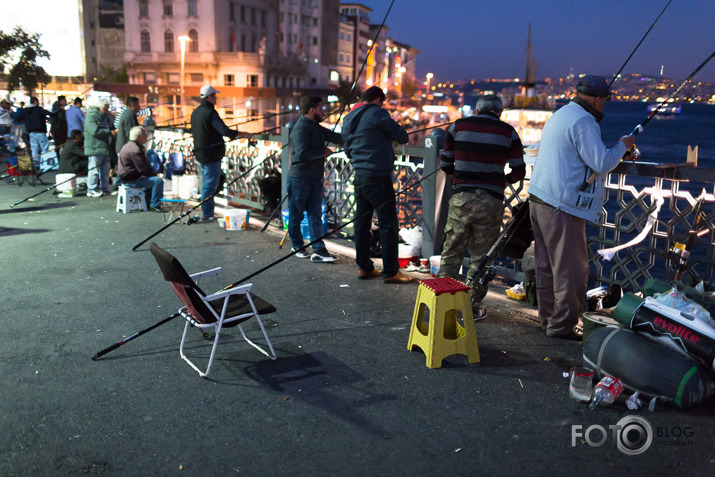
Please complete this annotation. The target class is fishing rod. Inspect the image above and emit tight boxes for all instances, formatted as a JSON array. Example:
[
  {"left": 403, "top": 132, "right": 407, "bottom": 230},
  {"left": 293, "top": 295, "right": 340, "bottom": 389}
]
[
  {"left": 131, "top": 140, "right": 287, "bottom": 251},
  {"left": 224, "top": 166, "right": 441, "bottom": 290},
  {"left": 582, "top": 49, "right": 715, "bottom": 189},
  {"left": 673, "top": 197, "right": 708, "bottom": 282},
  {"left": 606, "top": 0, "right": 672, "bottom": 89},
  {"left": 330, "top": 0, "right": 396, "bottom": 130}
]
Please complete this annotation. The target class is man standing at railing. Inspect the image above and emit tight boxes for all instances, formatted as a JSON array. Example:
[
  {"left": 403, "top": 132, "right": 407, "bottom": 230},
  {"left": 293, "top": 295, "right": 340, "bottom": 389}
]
[
  {"left": 288, "top": 96, "right": 343, "bottom": 263},
  {"left": 342, "top": 86, "right": 413, "bottom": 284},
  {"left": 437, "top": 94, "right": 525, "bottom": 320},
  {"left": 528, "top": 75, "right": 637, "bottom": 341},
  {"left": 190, "top": 85, "right": 252, "bottom": 222}
]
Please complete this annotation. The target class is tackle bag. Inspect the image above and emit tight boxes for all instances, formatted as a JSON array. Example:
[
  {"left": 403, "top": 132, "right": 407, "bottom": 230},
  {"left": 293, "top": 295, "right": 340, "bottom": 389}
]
[{"left": 583, "top": 327, "right": 714, "bottom": 408}]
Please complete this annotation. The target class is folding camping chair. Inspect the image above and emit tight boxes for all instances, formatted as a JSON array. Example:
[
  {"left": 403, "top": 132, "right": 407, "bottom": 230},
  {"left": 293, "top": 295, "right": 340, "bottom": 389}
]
[
  {"left": 15, "top": 154, "right": 45, "bottom": 186},
  {"left": 150, "top": 242, "right": 277, "bottom": 377}
]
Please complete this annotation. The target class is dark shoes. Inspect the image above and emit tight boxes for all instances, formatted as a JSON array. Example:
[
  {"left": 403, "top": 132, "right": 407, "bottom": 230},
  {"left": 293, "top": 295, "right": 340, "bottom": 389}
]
[
  {"left": 149, "top": 206, "right": 165, "bottom": 213},
  {"left": 549, "top": 329, "right": 583, "bottom": 341},
  {"left": 358, "top": 268, "right": 382, "bottom": 280},
  {"left": 311, "top": 248, "right": 337, "bottom": 263},
  {"left": 383, "top": 271, "right": 416, "bottom": 284},
  {"left": 291, "top": 247, "right": 310, "bottom": 259}
]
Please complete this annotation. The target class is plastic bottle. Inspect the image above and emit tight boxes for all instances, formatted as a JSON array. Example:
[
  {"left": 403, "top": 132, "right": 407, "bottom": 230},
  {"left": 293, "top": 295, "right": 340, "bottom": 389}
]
[{"left": 589, "top": 376, "right": 625, "bottom": 410}]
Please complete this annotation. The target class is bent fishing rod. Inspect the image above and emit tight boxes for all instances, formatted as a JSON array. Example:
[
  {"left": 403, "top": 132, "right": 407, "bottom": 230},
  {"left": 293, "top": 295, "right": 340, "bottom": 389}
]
[{"left": 582, "top": 49, "right": 715, "bottom": 189}]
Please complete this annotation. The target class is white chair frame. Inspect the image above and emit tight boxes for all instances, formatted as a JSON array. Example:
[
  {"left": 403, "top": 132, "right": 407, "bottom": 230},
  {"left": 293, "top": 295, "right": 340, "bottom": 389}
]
[{"left": 178, "top": 267, "right": 277, "bottom": 378}]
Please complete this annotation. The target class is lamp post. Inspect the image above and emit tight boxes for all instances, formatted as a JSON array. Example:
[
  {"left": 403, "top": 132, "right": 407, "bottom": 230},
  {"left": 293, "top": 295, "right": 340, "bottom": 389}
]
[
  {"left": 178, "top": 35, "right": 191, "bottom": 125},
  {"left": 425, "top": 72, "right": 434, "bottom": 95}
]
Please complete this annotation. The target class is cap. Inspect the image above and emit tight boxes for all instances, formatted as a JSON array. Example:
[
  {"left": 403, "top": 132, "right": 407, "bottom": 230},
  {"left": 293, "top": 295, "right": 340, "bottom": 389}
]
[
  {"left": 200, "top": 85, "right": 220, "bottom": 98},
  {"left": 576, "top": 75, "right": 610, "bottom": 98}
]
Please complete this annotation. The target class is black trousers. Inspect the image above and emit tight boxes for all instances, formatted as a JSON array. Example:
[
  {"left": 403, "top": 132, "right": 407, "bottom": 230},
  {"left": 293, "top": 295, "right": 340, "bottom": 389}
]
[{"left": 353, "top": 175, "right": 399, "bottom": 277}]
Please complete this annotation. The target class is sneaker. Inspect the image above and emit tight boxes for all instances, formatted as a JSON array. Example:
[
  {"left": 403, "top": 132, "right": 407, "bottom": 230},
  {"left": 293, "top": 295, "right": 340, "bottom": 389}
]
[
  {"left": 103, "top": 190, "right": 118, "bottom": 196},
  {"left": 472, "top": 307, "right": 488, "bottom": 321},
  {"left": 87, "top": 190, "right": 102, "bottom": 198},
  {"left": 201, "top": 215, "right": 216, "bottom": 223},
  {"left": 310, "top": 248, "right": 337, "bottom": 263},
  {"left": 291, "top": 247, "right": 310, "bottom": 259},
  {"left": 149, "top": 206, "right": 165, "bottom": 213}
]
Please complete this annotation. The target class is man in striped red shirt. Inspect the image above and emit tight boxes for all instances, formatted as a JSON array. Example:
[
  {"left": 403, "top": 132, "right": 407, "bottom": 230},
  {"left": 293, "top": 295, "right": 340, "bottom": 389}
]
[{"left": 437, "top": 94, "right": 525, "bottom": 319}]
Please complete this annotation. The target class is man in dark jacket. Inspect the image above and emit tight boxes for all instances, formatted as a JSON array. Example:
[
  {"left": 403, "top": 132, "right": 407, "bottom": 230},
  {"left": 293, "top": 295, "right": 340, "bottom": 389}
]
[
  {"left": 58, "top": 129, "right": 88, "bottom": 175},
  {"left": 190, "top": 85, "right": 251, "bottom": 222},
  {"left": 342, "top": 86, "right": 413, "bottom": 284},
  {"left": 50, "top": 95, "right": 68, "bottom": 151},
  {"left": 288, "top": 96, "right": 343, "bottom": 263},
  {"left": 115, "top": 96, "right": 140, "bottom": 155},
  {"left": 23, "top": 97, "right": 51, "bottom": 165},
  {"left": 118, "top": 126, "right": 164, "bottom": 211}
]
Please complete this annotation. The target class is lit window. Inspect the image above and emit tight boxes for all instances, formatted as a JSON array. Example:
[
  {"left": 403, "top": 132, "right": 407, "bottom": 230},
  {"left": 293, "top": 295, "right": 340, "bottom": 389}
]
[
  {"left": 164, "top": 30, "right": 174, "bottom": 52},
  {"left": 188, "top": 29, "right": 198, "bottom": 53},
  {"left": 167, "top": 73, "right": 179, "bottom": 84},
  {"left": 140, "top": 30, "right": 151, "bottom": 52},
  {"left": 144, "top": 72, "right": 157, "bottom": 84}
]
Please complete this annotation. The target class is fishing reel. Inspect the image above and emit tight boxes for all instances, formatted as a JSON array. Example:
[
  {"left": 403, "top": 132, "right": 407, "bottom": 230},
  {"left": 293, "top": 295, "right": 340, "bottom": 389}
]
[{"left": 183, "top": 215, "right": 200, "bottom": 226}]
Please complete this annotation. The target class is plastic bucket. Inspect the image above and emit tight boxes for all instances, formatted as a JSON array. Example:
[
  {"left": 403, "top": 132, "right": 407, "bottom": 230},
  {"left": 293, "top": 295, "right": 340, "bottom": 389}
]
[
  {"left": 56, "top": 173, "right": 77, "bottom": 196},
  {"left": 430, "top": 255, "right": 441, "bottom": 277},
  {"left": 225, "top": 209, "right": 250, "bottom": 230}
]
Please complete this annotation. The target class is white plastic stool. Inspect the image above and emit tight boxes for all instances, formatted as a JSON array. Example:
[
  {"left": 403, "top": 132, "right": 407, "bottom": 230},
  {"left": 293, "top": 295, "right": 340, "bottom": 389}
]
[{"left": 116, "top": 185, "right": 148, "bottom": 213}]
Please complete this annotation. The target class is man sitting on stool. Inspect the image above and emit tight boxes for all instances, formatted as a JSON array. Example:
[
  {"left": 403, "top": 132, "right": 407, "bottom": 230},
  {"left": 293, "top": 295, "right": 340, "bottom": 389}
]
[{"left": 118, "top": 126, "right": 164, "bottom": 212}]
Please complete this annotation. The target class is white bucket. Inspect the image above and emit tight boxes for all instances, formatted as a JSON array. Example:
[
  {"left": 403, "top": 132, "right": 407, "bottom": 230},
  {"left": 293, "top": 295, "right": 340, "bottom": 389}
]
[
  {"left": 224, "top": 209, "right": 250, "bottom": 230},
  {"left": 430, "top": 255, "right": 441, "bottom": 277},
  {"left": 176, "top": 175, "right": 199, "bottom": 200},
  {"left": 56, "top": 173, "right": 77, "bottom": 196}
]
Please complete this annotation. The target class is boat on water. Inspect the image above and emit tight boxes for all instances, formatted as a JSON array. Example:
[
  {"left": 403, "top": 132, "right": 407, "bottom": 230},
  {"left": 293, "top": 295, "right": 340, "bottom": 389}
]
[{"left": 647, "top": 103, "right": 682, "bottom": 115}]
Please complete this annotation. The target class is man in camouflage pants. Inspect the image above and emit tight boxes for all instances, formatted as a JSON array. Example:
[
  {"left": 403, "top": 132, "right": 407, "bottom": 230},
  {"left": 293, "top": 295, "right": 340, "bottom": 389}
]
[{"left": 437, "top": 95, "right": 525, "bottom": 319}]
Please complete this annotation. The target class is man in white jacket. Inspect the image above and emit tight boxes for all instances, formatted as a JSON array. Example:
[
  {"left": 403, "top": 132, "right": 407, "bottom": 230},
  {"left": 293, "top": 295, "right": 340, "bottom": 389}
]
[{"left": 528, "top": 75, "right": 637, "bottom": 340}]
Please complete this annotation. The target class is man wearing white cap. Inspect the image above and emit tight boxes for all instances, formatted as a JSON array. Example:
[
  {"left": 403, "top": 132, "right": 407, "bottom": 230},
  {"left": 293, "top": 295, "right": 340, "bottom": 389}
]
[{"left": 190, "top": 85, "right": 252, "bottom": 222}]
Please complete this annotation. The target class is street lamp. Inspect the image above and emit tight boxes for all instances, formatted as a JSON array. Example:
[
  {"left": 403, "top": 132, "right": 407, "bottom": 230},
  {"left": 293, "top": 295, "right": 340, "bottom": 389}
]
[
  {"left": 425, "top": 72, "right": 434, "bottom": 94},
  {"left": 178, "top": 35, "right": 191, "bottom": 124}
]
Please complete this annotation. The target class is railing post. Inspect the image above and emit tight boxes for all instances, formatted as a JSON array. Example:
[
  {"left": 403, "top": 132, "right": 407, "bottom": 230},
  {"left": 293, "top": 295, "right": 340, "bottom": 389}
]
[
  {"left": 422, "top": 128, "right": 446, "bottom": 258},
  {"left": 280, "top": 122, "right": 294, "bottom": 221}
]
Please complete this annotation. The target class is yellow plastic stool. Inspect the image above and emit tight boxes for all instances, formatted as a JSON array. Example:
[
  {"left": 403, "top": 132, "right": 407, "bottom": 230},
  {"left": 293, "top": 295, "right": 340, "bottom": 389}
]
[{"left": 407, "top": 277, "right": 480, "bottom": 368}]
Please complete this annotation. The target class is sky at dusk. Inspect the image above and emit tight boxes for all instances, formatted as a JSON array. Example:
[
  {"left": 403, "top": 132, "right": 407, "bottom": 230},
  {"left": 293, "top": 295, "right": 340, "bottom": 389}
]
[{"left": 358, "top": 0, "right": 715, "bottom": 84}]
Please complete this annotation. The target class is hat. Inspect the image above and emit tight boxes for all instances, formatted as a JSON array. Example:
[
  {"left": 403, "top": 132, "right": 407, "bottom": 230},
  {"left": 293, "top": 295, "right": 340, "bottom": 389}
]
[
  {"left": 200, "top": 85, "right": 220, "bottom": 98},
  {"left": 576, "top": 75, "right": 610, "bottom": 98}
]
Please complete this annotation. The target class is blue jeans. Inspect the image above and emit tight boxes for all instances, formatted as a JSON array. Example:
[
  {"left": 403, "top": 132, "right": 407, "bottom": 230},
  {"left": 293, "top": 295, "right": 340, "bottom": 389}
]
[
  {"left": 29, "top": 132, "right": 49, "bottom": 164},
  {"left": 88, "top": 155, "right": 111, "bottom": 193},
  {"left": 353, "top": 175, "right": 399, "bottom": 277},
  {"left": 199, "top": 162, "right": 222, "bottom": 218},
  {"left": 121, "top": 176, "right": 164, "bottom": 208},
  {"left": 287, "top": 176, "right": 325, "bottom": 251}
]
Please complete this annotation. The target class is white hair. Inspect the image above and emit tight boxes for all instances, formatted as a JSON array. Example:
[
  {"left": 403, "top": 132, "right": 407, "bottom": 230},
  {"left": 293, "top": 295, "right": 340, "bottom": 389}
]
[
  {"left": 129, "top": 126, "right": 145, "bottom": 141},
  {"left": 94, "top": 98, "right": 111, "bottom": 109}
]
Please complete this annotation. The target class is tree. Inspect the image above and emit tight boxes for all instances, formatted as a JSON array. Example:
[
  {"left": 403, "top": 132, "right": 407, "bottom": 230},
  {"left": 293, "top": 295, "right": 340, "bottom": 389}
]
[{"left": 0, "top": 27, "right": 51, "bottom": 94}]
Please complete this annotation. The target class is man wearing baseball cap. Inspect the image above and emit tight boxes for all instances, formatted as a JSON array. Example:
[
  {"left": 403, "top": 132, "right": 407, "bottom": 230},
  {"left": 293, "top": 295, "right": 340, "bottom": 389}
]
[
  {"left": 528, "top": 74, "right": 638, "bottom": 341},
  {"left": 190, "top": 85, "right": 252, "bottom": 222}
]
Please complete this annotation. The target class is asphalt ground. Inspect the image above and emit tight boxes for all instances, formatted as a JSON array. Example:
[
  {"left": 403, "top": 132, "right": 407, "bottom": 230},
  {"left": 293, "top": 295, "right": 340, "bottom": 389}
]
[{"left": 1, "top": 168, "right": 714, "bottom": 476}]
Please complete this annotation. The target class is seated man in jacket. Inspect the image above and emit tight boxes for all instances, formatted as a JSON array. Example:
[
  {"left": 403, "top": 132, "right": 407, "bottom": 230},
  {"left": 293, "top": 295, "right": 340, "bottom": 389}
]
[
  {"left": 58, "top": 129, "right": 88, "bottom": 175},
  {"left": 118, "top": 126, "right": 164, "bottom": 212}
]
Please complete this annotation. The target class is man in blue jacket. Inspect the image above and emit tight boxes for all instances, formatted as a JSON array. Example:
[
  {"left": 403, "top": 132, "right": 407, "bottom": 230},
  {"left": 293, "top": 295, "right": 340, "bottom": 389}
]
[
  {"left": 288, "top": 96, "right": 343, "bottom": 263},
  {"left": 342, "top": 86, "right": 413, "bottom": 284},
  {"left": 529, "top": 75, "right": 637, "bottom": 340}
]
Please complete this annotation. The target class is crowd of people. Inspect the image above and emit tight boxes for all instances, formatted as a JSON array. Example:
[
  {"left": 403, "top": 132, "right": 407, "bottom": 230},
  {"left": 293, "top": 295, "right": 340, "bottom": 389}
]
[{"left": 2, "top": 76, "right": 637, "bottom": 338}]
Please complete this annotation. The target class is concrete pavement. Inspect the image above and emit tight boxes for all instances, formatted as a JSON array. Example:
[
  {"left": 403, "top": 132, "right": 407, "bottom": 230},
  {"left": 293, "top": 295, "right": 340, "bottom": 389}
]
[{"left": 1, "top": 170, "right": 713, "bottom": 476}]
